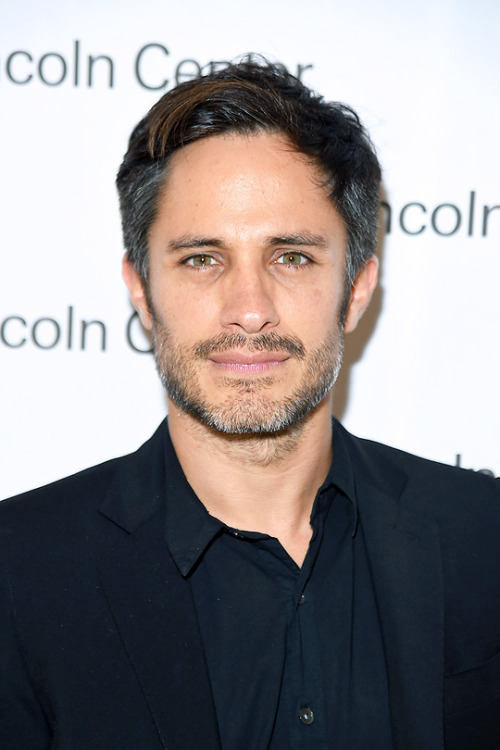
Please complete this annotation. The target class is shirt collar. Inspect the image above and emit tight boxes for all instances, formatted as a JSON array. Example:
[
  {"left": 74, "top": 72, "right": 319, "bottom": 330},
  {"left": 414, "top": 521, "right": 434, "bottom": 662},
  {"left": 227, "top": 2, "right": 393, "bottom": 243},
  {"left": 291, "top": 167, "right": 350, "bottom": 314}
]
[
  {"left": 324, "top": 418, "right": 359, "bottom": 536},
  {"left": 163, "top": 427, "right": 223, "bottom": 577},
  {"left": 163, "top": 419, "right": 359, "bottom": 577}
]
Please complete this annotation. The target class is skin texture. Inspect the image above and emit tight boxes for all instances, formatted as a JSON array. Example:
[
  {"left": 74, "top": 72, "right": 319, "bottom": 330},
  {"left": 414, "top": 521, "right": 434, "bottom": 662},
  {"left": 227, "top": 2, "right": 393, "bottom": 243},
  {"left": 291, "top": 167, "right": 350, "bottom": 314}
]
[{"left": 123, "top": 132, "right": 378, "bottom": 565}]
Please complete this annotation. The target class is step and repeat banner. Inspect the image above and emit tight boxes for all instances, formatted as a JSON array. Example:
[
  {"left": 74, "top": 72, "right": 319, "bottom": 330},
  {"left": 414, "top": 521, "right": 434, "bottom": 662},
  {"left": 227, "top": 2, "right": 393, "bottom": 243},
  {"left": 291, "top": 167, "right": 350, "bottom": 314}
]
[{"left": 1, "top": 0, "right": 499, "bottom": 497}]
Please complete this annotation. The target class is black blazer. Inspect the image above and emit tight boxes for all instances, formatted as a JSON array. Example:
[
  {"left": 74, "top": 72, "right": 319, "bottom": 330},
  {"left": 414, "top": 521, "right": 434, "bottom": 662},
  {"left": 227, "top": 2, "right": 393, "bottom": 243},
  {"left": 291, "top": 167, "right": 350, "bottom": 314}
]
[{"left": 1, "top": 420, "right": 500, "bottom": 749}]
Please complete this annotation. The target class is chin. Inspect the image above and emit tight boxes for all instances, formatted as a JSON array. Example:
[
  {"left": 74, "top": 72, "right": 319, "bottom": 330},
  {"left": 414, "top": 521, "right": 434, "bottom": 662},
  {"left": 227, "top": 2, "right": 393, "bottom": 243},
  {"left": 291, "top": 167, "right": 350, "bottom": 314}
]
[{"left": 171, "top": 388, "right": 329, "bottom": 436}]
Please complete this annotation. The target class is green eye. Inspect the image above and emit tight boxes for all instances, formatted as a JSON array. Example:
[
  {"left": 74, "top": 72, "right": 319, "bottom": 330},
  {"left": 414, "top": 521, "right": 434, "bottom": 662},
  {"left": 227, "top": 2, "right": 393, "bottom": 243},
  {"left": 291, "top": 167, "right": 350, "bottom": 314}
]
[
  {"left": 277, "top": 252, "right": 307, "bottom": 266},
  {"left": 189, "top": 254, "right": 214, "bottom": 267}
]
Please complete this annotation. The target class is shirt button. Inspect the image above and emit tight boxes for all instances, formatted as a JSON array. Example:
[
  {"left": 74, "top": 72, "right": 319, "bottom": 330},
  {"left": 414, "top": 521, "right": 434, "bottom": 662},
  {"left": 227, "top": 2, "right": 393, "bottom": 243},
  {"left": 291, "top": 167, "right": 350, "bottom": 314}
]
[
  {"left": 298, "top": 707, "right": 314, "bottom": 725},
  {"left": 298, "top": 592, "right": 306, "bottom": 605}
]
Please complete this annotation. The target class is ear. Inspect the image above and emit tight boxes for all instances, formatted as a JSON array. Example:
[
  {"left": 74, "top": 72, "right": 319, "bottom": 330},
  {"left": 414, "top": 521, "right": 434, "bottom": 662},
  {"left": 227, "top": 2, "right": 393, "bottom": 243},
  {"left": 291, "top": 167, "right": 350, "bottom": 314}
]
[
  {"left": 343, "top": 255, "right": 379, "bottom": 334},
  {"left": 122, "top": 256, "right": 154, "bottom": 331}
]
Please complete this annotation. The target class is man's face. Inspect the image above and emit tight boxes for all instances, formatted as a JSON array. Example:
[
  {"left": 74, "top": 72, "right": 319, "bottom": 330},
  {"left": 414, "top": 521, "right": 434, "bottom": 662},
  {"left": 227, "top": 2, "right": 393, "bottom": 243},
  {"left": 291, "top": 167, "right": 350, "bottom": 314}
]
[{"left": 125, "top": 132, "right": 374, "bottom": 434}]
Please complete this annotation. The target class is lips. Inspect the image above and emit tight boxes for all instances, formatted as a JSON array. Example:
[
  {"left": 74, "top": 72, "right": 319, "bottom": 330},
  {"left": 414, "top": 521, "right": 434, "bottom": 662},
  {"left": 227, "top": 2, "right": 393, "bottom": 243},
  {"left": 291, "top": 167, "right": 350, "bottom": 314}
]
[
  {"left": 208, "top": 350, "right": 290, "bottom": 374},
  {"left": 208, "top": 351, "right": 289, "bottom": 365}
]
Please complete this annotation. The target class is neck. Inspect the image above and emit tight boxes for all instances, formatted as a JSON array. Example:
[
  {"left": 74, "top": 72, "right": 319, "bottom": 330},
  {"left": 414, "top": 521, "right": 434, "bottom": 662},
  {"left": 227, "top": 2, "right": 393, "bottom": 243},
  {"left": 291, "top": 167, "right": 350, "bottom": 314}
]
[{"left": 167, "top": 398, "right": 334, "bottom": 566}]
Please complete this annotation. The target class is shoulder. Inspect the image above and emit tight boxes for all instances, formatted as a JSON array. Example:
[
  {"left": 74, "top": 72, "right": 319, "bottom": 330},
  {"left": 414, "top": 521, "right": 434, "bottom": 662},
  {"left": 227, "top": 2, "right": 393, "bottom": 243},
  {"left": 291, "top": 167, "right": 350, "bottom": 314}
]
[
  {"left": 0, "top": 420, "right": 169, "bottom": 545},
  {"left": 0, "top": 451, "right": 127, "bottom": 533},
  {"left": 333, "top": 419, "right": 499, "bottom": 520}
]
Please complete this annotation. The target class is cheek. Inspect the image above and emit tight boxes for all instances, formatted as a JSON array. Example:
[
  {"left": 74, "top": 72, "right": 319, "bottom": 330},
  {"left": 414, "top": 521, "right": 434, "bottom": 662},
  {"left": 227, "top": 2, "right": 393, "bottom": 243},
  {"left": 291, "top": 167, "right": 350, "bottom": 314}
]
[
  {"left": 290, "top": 285, "right": 341, "bottom": 336},
  {"left": 152, "top": 285, "right": 221, "bottom": 342}
]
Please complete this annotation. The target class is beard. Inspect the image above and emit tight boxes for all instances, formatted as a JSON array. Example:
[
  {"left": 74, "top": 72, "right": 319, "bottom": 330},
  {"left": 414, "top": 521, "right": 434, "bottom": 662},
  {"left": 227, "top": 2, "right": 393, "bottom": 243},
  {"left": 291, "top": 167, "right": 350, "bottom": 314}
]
[{"left": 152, "top": 318, "right": 344, "bottom": 436}]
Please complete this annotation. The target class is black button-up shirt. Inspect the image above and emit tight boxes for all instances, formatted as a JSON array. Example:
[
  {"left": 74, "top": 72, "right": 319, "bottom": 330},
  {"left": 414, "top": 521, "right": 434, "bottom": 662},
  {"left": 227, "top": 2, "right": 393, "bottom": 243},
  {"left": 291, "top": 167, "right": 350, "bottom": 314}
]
[{"left": 165, "top": 424, "right": 393, "bottom": 749}]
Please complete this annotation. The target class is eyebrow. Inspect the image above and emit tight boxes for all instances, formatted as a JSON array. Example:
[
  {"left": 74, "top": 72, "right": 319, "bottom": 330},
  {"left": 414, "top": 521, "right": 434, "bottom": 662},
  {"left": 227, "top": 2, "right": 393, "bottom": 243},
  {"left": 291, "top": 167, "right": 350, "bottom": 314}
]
[
  {"left": 167, "top": 237, "right": 226, "bottom": 252},
  {"left": 267, "top": 233, "right": 329, "bottom": 248},
  {"left": 166, "top": 232, "right": 330, "bottom": 252}
]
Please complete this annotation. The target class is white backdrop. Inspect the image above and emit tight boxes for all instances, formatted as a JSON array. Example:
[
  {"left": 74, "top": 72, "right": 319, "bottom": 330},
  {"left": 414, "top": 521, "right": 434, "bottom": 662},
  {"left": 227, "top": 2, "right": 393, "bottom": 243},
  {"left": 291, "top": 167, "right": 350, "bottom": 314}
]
[{"left": 1, "top": 0, "right": 499, "bottom": 498}]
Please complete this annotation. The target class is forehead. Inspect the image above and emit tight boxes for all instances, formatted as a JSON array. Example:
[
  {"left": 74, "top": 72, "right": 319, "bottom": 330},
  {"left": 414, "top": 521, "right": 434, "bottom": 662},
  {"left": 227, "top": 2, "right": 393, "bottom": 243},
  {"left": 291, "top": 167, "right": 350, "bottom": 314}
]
[
  {"left": 166, "top": 131, "right": 323, "bottom": 188},
  {"left": 154, "top": 132, "right": 344, "bottom": 240}
]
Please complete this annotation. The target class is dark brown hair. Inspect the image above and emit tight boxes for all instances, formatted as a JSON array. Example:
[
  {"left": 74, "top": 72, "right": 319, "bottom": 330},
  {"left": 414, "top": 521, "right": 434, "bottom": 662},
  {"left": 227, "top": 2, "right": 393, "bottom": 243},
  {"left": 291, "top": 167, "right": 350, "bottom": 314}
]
[{"left": 116, "top": 58, "right": 381, "bottom": 287}]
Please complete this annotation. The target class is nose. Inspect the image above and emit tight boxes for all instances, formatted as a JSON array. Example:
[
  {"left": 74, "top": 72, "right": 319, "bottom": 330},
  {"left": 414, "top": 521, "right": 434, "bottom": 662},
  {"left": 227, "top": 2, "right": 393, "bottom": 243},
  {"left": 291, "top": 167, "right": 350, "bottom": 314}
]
[{"left": 219, "top": 266, "right": 280, "bottom": 334}]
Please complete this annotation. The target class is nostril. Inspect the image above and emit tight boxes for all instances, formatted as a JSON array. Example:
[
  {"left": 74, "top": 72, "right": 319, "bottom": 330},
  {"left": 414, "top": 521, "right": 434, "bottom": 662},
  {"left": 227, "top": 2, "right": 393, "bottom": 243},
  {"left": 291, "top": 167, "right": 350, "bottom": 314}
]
[{"left": 220, "top": 284, "right": 279, "bottom": 334}]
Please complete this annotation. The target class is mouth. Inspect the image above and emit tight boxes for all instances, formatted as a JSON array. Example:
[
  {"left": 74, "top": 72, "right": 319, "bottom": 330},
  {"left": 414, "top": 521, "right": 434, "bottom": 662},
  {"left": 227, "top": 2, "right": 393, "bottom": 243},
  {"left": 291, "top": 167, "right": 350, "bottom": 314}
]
[{"left": 208, "top": 351, "right": 290, "bottom": 374}]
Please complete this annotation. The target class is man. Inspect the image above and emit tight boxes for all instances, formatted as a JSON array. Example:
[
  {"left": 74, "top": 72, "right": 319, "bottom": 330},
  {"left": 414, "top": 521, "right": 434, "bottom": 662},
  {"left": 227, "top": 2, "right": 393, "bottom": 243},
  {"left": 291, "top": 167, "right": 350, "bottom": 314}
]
[{"left": 1, "top": 60, "right": 499, "bottom": 750}]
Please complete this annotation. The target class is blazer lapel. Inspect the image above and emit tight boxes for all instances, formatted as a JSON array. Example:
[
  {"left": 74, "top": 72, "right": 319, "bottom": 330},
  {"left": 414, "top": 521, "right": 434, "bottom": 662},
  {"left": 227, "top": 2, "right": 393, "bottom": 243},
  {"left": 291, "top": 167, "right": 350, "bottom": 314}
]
[
  {"left": 358, "top": 482, "right": 445, "bottom": 750},
  {"left": 96, "top": 422, "right": 221, "bottom": 750},
  {"left": 96, "top": 516, "right": 221, "bottom": 750},
  {"left": 333, "top": 421, "right": 445, "bottom": 748}
]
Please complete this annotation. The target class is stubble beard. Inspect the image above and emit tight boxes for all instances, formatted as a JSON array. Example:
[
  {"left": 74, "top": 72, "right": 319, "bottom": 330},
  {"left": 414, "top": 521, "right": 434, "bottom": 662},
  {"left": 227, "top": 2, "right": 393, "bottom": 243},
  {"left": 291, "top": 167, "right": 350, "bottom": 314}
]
[{"left": 151, "top": 315, "right": 344, "bottom": 437}]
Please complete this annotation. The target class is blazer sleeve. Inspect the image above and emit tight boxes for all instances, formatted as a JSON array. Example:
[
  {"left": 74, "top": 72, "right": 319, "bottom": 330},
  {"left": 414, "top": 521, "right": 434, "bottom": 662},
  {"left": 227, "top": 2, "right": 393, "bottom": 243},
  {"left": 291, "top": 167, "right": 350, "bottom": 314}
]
[{"left": 0, "top": 558, "right": 52, "bottom": 749}]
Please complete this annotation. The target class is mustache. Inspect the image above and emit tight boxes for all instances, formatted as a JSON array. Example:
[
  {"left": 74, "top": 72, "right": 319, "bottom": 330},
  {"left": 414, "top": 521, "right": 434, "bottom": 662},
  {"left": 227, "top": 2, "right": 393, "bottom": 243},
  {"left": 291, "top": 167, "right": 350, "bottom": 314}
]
[{"left": 194, "top": 332, "right": 306, "bottom": 360}]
